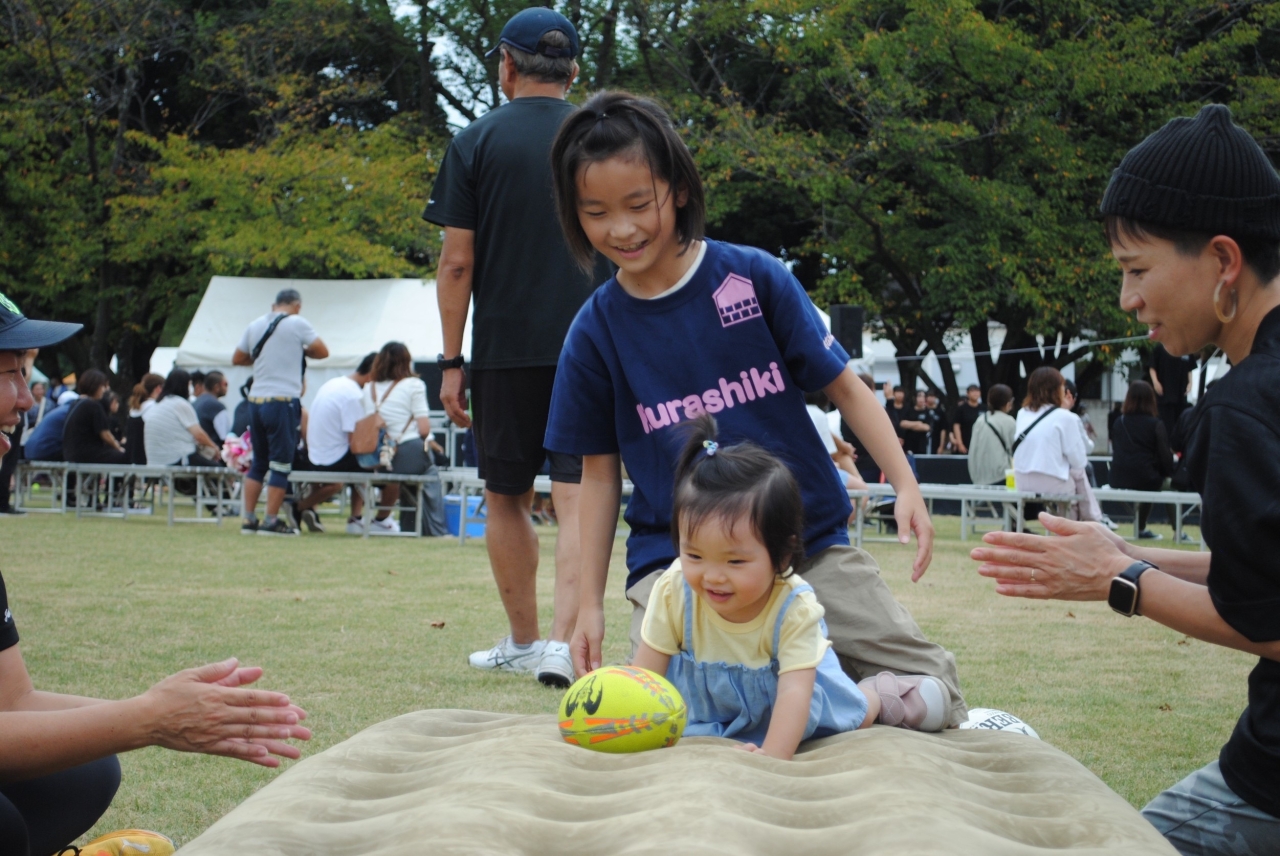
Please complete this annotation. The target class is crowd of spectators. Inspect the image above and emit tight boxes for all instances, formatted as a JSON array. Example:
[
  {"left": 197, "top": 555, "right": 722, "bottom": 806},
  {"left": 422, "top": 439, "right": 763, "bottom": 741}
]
[{"left": 0, "top": 331, "right": 1201, "bottom": 538}]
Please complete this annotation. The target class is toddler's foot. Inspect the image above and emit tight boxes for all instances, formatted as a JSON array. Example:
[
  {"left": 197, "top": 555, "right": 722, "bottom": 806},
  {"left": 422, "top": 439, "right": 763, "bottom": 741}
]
[{"left": 859, "top": 671, "right": 949, "bottom": 732}]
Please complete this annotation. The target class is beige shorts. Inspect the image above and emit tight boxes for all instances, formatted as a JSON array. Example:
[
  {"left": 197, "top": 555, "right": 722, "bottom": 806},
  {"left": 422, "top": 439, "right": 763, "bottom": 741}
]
[{"left": 624, "top": 544, "right": 968, "bottom": 728}]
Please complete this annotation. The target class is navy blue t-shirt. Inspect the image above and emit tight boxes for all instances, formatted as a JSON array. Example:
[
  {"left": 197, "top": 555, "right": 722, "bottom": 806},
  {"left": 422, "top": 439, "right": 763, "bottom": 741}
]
[
  {"left": 545, "top": 239, "right": 852, "bottom": 589},
  {"left": 22, "top": 402, "right": 71, "bottom": 461}
]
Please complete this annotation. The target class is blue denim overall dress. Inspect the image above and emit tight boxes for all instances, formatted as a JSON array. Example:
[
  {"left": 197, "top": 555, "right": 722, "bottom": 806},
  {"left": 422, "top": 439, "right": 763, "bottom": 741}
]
[{"left": 667, "top": 579, "right": 870, "bottom": 745}]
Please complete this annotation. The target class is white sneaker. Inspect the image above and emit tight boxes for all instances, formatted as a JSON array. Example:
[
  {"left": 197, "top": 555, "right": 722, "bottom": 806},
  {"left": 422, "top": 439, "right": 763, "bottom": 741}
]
[
  {"left": 345, "top": 519, "right": 365, "bottom": 535},
  {"left": 468, "top": 636, "right": 546, "bottom": 673},
  {"left": 1100, "top": 514, "right": 1120, "bottom": 532},
  {"left": 536, "top": 640, "right": 574, "bottom": 688},
  {"left": 368, "top": 516, "right": 400, "bottom": 535}
]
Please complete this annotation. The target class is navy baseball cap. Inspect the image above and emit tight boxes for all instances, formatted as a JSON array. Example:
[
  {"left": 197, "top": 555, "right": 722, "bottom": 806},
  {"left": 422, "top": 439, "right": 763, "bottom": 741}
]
[
  {"left": 0, "top": 292, "right": 82, "bottom": 350},
  {"left": 486, "top": 7, "right": 579, "bottom": 59}
]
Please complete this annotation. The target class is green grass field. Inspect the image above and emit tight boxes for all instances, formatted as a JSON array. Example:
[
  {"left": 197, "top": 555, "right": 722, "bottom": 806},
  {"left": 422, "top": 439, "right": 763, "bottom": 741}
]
[{"left": 2, "top": 509, "right": 1249, "bottom": 846}]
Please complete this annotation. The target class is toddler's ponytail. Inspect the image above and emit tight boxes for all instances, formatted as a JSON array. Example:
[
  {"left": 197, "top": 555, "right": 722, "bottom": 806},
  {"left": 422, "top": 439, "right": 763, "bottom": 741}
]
[{"left": 670, "top": 415, "right": 805, "bottom": 575}]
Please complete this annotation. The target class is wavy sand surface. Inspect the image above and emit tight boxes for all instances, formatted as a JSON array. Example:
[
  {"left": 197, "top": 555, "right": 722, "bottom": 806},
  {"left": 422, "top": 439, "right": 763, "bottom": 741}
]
[{"left": 181, "top": 709, "right": 1176, "bottom": 855}]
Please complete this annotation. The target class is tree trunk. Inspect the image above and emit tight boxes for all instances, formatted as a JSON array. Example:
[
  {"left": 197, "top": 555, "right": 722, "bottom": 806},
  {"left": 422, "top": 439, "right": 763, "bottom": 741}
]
[
  {"left": 595, "top": 0, "right": 619, "bottom": 88},
  {"left": 970, "top": 321, "right": 993, "bottom": 393},
  {"left": 90, "top": 292, "right": 111, "bottom": 371}
]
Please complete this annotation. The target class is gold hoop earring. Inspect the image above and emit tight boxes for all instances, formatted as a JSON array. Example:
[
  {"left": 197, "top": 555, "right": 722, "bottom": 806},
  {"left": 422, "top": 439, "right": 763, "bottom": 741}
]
[{"left": 1213, "top": 280, "right": 1238, "bottom": 324}]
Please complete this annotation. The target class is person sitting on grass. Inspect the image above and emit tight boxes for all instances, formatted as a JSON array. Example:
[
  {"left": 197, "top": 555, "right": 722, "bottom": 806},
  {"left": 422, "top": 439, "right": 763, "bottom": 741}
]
[
  {"left": 0, "top": 293, "right": 311, "bottom": 856},
  {"left": 632, "top": 418, "right": 949, "bottom": 760}
]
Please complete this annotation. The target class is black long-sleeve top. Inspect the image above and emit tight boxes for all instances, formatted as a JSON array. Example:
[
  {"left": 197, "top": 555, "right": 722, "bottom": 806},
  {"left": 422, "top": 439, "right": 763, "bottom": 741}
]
[{"left": 1109, "top": 413, "right": 1175, "bottom": 489}]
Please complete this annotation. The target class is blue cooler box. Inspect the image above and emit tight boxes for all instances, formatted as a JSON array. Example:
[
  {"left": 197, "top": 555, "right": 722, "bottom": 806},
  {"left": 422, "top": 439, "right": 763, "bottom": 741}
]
[{"left": 444, "top": 494, "right": 487, "bottom": 538}]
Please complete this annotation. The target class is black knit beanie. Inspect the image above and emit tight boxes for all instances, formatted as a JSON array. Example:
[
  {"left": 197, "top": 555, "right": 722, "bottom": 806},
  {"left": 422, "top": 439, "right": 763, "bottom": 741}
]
[{"left": 1100, "top": 104, "right": 1280, "bottom": 240}]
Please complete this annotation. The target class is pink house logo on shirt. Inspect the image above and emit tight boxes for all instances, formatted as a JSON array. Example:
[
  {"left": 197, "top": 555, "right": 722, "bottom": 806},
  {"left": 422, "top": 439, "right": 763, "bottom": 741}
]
[{"left": 714, "top": 274, "right": 761, "bottom": 327}]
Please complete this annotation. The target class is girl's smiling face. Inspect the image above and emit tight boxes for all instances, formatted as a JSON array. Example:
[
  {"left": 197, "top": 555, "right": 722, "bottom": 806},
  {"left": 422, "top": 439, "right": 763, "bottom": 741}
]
[
  {"left": 679, "top": 513, "right": 779, "bottom": 624},
  {"left": 575, "top": 154, "right": 695, "bottom": 298}
]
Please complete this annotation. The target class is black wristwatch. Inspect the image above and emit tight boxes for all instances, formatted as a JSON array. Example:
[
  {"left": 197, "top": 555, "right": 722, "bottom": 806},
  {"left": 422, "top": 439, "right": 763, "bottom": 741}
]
[
  {"left": 437, "top": 354, "right": 465, "bottom": 371},
  {"left": 1108, "top": 561, "right": 1156, "bottom": 617}
]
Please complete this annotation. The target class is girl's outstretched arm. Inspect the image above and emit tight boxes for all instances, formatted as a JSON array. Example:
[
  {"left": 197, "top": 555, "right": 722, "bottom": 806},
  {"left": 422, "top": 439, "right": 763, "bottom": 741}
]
[
  {"left": 825, "top": 368, "right": 935, "bottom": 580},
  {"left": 571, "top": 453, "right": 623, "bottom": 677},
  {"left": 630, "top": 642, "right": 671, "bottom": 677},
  {"left": 741, "top": 668, "right": 816, "bottom": 761}
]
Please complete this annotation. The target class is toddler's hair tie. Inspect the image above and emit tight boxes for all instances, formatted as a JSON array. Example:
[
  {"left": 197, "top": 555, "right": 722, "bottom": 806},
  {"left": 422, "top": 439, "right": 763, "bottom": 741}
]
[{"left": 702, "top": 440, "right": 718, "bottom": 457}]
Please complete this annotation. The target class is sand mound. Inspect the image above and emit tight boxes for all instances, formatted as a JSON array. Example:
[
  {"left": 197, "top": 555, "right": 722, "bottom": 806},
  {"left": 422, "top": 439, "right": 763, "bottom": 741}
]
[{"left": 181, "top": 709, "right": 1174, "bottom": 855}]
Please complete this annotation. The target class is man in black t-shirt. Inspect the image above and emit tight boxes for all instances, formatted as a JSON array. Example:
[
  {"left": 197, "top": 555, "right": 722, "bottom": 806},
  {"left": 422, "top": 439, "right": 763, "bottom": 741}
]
[
  {"left": 884, "top": 384, "right": 930, "bottom": 459},
  {"left": 902, "top": 390, "right": 931, "bottom": 455},
  {"left": 950, "top": 384, "right": 984, "bottom": 454},
  {"left": 924, "top": 391, "right": 948, "bottom": 453},
  {"left": 61, "top": 369, "right": 127, "bottom": 465},
  {"left": 425, "top": 9, "right": 609, "bottom": 688}
]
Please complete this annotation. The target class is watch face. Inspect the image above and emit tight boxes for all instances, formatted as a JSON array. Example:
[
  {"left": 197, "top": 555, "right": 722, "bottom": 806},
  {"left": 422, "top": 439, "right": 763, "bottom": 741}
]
[{"left": 1108, "top": 577, "right": 1139, "bottom": 616}]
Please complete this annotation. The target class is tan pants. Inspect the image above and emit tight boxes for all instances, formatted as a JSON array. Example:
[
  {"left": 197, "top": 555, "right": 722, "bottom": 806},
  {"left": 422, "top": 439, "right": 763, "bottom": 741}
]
[{"left": 625, "top": 544, "right": 968, "bottom": 728}]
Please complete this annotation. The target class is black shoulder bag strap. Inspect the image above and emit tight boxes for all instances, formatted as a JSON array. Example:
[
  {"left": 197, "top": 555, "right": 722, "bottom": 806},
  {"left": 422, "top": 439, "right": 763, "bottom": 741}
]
[
  {"left": 250, "top": 313, "right": 288, "bottom": 362},
  {"left": 985, "top": 413, "right": 1010, "bottom": 456},
  {"left": 1011, "top": 406, "right": 1057, "bottom": 454}
]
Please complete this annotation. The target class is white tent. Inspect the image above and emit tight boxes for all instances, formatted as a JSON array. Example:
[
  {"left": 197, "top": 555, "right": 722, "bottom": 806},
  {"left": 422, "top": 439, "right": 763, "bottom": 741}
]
[{"left": 174, "top": 276, "right": 471, "bottom": 413}]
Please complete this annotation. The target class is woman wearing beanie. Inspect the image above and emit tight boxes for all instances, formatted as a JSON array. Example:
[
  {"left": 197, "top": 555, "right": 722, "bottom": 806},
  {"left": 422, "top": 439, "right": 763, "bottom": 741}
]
[{"left": 971, "top": 103, "right": 1280, "bottom": 856}]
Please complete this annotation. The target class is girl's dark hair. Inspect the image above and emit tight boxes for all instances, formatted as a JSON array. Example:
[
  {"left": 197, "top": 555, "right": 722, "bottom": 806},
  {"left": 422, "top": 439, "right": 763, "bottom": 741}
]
[
  {"left": 161, "top": 369, "right": 190, "bottom": 400},
  {"left": 372, "top": 342, "right": 414, "bottom": 382},
  {"left": 1123, "top": 379, "right": 1160, "bottom": 417},
  {"left": 1103, "top": 215, "right": 1280, "bottom": 284},
  {"left": 987, "top": 384, "right": 1013, "bottom": 412},
  {"left": 551, "top": 90, "right": 706, "bottom": 271},
  {"left": 671, "top": 416, "right": 804, "bottom": 576},
  {"left": 1023, "top": 366, "right": 1064, "bottom": 410}
]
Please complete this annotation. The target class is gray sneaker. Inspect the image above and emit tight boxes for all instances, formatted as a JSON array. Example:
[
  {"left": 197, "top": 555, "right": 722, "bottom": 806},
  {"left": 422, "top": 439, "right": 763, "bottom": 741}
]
[
  {"left": 536, "top": 640, "right": 574, "bottom": 688},
  {"left": 468, "top": 636, "right": 546, "bottom": 674}
]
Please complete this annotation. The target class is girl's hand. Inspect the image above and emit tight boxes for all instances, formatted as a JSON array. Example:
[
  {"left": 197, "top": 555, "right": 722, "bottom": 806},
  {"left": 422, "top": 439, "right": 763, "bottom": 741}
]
[
  {"left": 892, "top": 486, "right": 934, "bottom": 581},
  {"left": 736, "top": 742, "right": 771, "bottom": 757},
  {"left": 571, "top": 607, "right": 606, "bottom": 677}
]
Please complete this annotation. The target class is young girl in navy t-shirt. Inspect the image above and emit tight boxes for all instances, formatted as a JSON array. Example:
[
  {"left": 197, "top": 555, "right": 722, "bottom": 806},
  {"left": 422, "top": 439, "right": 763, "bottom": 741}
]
[{"left": 544, "top": 91, "right": 965, "bottom": 726}]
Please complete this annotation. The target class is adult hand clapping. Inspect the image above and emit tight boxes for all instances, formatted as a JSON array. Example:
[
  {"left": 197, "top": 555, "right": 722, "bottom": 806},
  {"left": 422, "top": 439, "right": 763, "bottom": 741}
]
[
  {"left": 971, "top": 512, "right": 1134, "bottom": 600},
  {"left": 137, "top": 658, "right": 310, "bottom": 767}
]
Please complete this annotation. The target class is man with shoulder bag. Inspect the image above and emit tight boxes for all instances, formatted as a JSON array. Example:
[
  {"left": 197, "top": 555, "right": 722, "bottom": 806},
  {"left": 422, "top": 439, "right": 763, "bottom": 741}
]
[{"left": 232, "top": 288, "right": 328, "bottom": 536}]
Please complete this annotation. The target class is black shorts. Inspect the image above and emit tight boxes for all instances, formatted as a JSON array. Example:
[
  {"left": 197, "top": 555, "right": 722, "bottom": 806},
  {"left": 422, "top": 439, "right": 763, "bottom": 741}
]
[
  {"left": 311, "top": 450, "right": 363, "bottom": 473},
  {"left": 471, "top": 366, "right": 582, "bottom": 495}
]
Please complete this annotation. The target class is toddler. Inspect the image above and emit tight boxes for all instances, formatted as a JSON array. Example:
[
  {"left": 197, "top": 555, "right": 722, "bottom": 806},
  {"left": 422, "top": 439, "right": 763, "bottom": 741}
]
[{"left": 632, "top": 417, "right": 948, "bottom": 760}]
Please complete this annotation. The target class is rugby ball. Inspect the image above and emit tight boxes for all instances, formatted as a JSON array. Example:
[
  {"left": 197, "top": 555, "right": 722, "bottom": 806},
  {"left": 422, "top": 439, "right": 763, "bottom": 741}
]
[
  {"left": 959, "top": 707, "right": 1040, "bottom": 739},
  {"left": 559, "top": 666, "right": 687, "bottom": 753}
]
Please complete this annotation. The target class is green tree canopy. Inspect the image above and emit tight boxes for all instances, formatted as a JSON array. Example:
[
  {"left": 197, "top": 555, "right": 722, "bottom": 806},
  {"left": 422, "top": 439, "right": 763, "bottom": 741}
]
[{"left": 632, "top": 0, "right": 1280, "bottom": 400}]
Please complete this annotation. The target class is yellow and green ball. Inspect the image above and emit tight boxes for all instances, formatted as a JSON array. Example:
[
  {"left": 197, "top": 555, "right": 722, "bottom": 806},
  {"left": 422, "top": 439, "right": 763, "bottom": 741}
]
[{"left": 558, "top": 666, "right": 687, "bottom": 753}]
